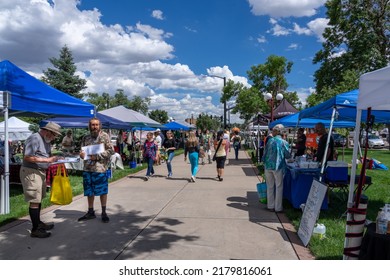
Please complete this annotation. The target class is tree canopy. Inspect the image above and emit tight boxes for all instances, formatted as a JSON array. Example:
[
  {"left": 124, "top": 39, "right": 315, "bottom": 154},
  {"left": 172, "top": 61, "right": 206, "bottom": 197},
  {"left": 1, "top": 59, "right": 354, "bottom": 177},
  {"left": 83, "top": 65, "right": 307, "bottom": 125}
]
[
  {"left": 312, "top": 0, "right": 389, "bottom": 103},
  {"left": 41, "top": 45, "right": 87, "bottom": 99}
]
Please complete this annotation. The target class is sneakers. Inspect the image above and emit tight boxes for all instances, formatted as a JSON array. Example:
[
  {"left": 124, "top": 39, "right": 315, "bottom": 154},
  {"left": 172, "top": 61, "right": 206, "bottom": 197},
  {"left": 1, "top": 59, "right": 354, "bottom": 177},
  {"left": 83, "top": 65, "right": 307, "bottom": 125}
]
[
  {"left": 167, "top": 173, "right": 172, "bottom": 178},
  {"left": 101, "top": 213, "right": 110, "bottom": 223},
  {"left": 30, "top": 228, "right": 51, "bottom": 238},
  {"left": 191, "top": 176, "right": 196, "bottom": 182},
  {"left": 38, "top": 221, "right": 54, "bottom": 230},
  {"left": 144, "top": 176, "right": 150, "bottom": 181},
  {"left": 219, "top": 177, "right": 223, "bottom": 182},
  {"left": 78, "top": 212, "right": 96, "bottom": 222}
]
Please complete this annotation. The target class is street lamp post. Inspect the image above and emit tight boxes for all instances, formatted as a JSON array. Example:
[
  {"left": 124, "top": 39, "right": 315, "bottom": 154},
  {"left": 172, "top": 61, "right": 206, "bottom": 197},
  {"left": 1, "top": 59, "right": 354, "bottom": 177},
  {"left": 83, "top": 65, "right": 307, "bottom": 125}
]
[
  {"left": 264, "top": 92, "right": 283, "bottom": 122},
  {"left": 209, "top": 75, "right": 227, "bottom": 129}
]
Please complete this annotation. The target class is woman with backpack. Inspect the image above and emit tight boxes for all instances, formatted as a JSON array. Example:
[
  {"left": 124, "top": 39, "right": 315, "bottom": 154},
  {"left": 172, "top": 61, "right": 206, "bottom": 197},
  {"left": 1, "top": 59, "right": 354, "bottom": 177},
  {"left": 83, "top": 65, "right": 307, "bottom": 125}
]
[{"left": 231, "top": 130, "right": 242, "bottom": 160}]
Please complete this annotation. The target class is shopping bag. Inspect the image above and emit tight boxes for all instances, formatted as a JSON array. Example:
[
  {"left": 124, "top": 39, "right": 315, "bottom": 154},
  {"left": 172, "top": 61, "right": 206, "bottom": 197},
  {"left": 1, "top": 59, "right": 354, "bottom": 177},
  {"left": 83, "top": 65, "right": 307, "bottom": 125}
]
[
  {"left": 50, "top": 164, "right": 73, "bottom": 205},
  {"left": 256, "top": 182, "right": 267, "bottom": 204}
]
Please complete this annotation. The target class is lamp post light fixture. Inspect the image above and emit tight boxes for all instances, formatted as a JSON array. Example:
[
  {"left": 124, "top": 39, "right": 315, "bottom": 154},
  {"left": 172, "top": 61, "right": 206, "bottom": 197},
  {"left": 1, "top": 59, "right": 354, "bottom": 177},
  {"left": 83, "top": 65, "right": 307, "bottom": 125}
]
[
  {"left": 209, "top": 75, "right": 227, "bottom": 129},
  {"left": 264, "top": 92, "right": 283, "bottom": 122}
]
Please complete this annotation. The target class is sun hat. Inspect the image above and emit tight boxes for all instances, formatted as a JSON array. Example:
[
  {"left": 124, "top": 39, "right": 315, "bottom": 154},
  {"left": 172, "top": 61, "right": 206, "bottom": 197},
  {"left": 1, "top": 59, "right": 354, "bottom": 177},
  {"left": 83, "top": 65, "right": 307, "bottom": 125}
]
[
  {"left": 156, "top": 128, "right": 161, "bottom": 132},
  {"left": 41, "top": 122, "right": 62, "bottom": 136}
]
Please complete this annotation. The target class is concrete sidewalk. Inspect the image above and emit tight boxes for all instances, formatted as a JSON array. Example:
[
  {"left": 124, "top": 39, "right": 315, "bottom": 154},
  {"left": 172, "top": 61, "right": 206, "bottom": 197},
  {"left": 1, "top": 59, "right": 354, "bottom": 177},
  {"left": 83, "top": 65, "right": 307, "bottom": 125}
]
[{"left": 0, "top": 149, "right": 313, "bottom": 260}]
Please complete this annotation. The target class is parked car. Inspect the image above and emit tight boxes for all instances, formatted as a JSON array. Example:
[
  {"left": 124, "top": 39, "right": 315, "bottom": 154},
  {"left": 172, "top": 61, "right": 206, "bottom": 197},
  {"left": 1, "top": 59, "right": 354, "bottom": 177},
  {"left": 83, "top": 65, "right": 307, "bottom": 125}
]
[
  {"left": 333, "top": 133, "right": 347, "bottom": 147},
  {"left": 110, "top": 135, "right": 117, "bottom": 147},
  {"left": 361, "top": 134, "right": 385, "bottom": 149}
]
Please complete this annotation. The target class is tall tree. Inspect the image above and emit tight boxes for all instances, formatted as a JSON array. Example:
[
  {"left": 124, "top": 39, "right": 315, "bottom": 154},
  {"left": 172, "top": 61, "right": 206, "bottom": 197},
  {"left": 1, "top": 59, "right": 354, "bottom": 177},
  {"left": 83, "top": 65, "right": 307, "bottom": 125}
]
[
  {"left": 41, "top": 45, "right": 87, "bottom": 99},
  {"left": 313, "top": 0, "right": 389, "bottom": 100},
  {"left": 196, "top": 114, "right": 220, "bottom": 131},
  {"left": 85, "top": 92, "right": 111, "bottom": 111},
  {"left": 111, "top": 89, "right": 131, "bottom": 107},
  {"left": 233, "top": 55, "right": 298, "bottom": 122},
  {"left": 149, "top": 109, "right": 168, "bottom": 124},
  {"left": 127, "top": 96, "right": 150, "bottom": 115}
]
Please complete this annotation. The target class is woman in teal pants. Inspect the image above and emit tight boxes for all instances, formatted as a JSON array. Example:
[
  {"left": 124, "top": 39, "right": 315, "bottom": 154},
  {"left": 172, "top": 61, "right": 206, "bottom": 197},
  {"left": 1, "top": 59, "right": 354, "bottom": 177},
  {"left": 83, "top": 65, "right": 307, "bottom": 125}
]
[{"left": 184, "top": 130, "right": 200, "bottom": 182}]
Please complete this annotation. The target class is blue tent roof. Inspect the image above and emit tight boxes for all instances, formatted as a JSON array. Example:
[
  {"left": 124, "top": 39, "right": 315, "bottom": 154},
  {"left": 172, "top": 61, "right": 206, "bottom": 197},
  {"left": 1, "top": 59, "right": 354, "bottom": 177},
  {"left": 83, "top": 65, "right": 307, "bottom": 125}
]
[
  {"left": 299, "top": 89, "right": 390, "bottom": 124},
  {"left": 163, "top": 121, "right": 192, "bottom": 131},
  {"left": 40, "top": 113, "right": 129, "bottom": 129},
  {"left": 0, "top": 60, "right": 95, "bottom": 117},
  {"left": 270, "top": 112, "right": 355, "bottom": 129}
]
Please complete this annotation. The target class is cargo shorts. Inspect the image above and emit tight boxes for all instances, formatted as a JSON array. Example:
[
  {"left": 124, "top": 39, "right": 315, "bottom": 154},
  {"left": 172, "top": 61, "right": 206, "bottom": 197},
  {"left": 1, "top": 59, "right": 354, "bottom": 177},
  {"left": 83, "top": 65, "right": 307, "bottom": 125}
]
[{"left": 20, "top": 166, "right": 47, "bottom": 203}]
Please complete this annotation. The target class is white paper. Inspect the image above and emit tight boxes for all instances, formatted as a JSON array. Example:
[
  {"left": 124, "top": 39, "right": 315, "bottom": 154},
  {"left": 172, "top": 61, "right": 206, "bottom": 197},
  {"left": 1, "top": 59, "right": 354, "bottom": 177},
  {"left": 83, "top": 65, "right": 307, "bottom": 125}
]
[
  {"left": 51, "top": 157, "right": 80, "bottom": 164},
  {"left": 81, "top": 143, "right": 105, "bottom": 160}
]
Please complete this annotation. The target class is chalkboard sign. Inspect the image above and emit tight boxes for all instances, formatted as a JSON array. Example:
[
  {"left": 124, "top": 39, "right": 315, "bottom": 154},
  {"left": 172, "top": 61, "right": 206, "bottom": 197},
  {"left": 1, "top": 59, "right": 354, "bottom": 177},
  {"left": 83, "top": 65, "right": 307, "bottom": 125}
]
[{"left": 298, "top": 179, "right": 328, "bottom": 246}]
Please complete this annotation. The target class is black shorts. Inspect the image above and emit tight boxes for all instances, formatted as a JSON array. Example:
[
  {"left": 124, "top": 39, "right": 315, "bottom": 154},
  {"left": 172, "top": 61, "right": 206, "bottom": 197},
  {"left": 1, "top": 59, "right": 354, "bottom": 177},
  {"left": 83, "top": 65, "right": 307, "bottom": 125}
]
[{"left": 216, "top": 156, "right": 226, "bottom": 169}]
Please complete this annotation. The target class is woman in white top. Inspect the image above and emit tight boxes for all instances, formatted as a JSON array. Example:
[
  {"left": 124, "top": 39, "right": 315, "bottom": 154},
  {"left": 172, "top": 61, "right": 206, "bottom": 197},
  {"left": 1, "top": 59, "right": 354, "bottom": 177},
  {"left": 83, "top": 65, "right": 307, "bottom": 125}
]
[{"left": 214, "top": 130, "right": 227, "bottom": 181}]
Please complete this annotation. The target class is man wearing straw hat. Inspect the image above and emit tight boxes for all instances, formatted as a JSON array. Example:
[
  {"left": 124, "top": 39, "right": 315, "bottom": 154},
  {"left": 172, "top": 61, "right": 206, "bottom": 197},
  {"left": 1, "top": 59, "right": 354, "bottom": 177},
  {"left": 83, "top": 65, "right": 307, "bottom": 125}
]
[{"left": 20, "top": 122, "right": 62, "bottom": 238}]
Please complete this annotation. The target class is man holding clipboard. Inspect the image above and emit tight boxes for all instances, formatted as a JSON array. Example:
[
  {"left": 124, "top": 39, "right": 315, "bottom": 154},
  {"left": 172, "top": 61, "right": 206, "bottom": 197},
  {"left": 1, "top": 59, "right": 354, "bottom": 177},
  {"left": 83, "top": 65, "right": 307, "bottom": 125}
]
[{"left": 79, "top": 118, "right": 114, "bottom": 223}]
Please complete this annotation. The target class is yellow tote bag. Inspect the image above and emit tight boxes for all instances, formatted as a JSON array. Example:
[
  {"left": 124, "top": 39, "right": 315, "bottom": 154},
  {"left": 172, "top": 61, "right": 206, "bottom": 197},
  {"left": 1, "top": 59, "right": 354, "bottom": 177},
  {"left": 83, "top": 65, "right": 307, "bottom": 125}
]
[{"left": 50, "top": 164, "right": 73, "bottom": 205}]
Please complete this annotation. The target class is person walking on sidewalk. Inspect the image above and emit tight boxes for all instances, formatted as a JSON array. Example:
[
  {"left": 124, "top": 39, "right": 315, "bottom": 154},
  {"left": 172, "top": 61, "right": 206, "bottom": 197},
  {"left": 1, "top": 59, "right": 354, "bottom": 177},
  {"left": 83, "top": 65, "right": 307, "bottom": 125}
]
[
  {"left": 20, "top": 122, "right": 62, "bottom": 238},
  {"left": 223, "top": 129, "right": 230, "bottom": 164},
  {"left": 231, "top": 130, "right": 242, "bottom": 160},
  {"left": 79, "top": 118, "right": 115, "bottom": 223},
  {"left": 214, "top": 130, "right": 227, "bottom": 181},
  {"left": 203, "top": 129, "right": 212, "bottom": 164},
  {"left": 142, "top": 132, "right": 158, "bottom": 181},
  {"left": 262, "top": 124, "right": 291, "bottom": 213},
  {"left": 162, "top": 130, "right": 176, "bottom": 178},
  {"left": 184, "top": 130, "right": 200, "bottom": 182}
]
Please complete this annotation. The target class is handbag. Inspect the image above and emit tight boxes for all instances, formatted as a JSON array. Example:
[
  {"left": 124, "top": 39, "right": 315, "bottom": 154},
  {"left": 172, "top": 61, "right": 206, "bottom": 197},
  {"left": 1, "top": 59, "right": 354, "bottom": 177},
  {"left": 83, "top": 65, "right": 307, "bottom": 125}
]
[
  {"left": 212, "top": 139, "right": 223, "bottom": 161},
  {"left": 50, "top": 164, "right": 73, "bottom": 205}
]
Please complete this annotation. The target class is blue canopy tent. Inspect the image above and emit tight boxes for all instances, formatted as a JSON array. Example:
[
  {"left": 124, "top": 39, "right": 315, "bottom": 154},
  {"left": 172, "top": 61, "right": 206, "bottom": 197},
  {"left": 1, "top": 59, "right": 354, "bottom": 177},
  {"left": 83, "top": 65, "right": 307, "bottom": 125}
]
[
  {"left": 0, "top": 60, "right": 95, "bottom": 214},
  {"left": 299, "top": 89, "right": 390, "bottom": 124},
  {"left": 0, "top": 60, "right": 95, "bottom": 117},
  {"left": 163, "top": 121, "right": 193, "bottom": 131},
  {"left": 270, "top": 112, "right": 355, "bottom": 129},
  {"left": 131, "top": 126, "right": 156, "bottom": 131},
  {"left": 40, "top": 112, "right": 129, "bottom": 129},
  {"left": 297, "top": 89, "right": 390, "bottom": 177}
]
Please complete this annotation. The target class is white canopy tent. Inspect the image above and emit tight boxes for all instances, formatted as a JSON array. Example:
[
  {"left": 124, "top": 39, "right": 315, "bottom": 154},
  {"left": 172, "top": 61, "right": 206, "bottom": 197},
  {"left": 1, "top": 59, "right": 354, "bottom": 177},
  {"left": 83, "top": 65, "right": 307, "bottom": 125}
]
[
  {"left": 345, "top": 65, "right": 390, "bottom": 259},
  {"left": 0, "top": 116, "right": 32, "bottom": 141},
  {"left": 349, "top": 66, "right": 390, "bottom": 204}
]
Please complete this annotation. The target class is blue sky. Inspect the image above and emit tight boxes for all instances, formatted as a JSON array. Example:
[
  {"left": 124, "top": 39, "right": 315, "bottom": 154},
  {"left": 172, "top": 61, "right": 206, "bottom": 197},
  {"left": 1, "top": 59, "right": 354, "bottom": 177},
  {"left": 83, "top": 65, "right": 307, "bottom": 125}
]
[{"left": 0, "top": 0, "right": 328, "bottom": 123}]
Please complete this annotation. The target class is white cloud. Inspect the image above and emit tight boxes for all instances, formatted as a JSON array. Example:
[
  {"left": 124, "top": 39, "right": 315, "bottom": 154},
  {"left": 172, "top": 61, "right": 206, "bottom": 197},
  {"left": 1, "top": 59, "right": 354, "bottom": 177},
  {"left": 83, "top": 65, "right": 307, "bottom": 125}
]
[
  {"left": 248, "top": 0, "right": 326, "bottom": 18},
  {"left": 257, "top": 35, "right": 267, "bottom": 43},
  {"left": 307, "top": 17, "right": 329, "bottom": 42},
  {"left": 151, "top": 10, "right": 164, "bottom": 20},
  {"left": 292, "top": 23, "right": 312, "bottom": 36},
  {"left": 268, "top": 17, "right": 328, "bottom": 42},
  {"left": 268, "top": 18, "right": 290, "bottom": 36},
  {"left": 287, "top": 43, "right": 299, "bottom": 50}
]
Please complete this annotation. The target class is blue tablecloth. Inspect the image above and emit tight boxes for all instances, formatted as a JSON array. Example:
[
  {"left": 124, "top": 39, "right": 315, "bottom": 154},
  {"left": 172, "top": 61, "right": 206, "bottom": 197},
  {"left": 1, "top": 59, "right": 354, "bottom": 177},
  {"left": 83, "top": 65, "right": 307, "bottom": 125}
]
[{"left": 283, "top": 165, "right": 328, "bottom": 210}]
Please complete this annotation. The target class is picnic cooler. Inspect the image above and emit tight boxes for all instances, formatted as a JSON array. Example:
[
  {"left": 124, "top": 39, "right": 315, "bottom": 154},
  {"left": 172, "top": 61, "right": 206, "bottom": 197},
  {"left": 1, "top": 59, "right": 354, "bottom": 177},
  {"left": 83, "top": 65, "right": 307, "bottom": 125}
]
[{"left": 326, "top": 161, "right": 348, "bottom": 182}]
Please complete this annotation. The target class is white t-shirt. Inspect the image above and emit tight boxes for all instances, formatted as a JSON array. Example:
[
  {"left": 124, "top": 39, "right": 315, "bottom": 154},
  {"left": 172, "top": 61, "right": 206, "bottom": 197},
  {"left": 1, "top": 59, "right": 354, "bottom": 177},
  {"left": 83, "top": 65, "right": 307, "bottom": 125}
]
[{"left": 155, "top": 135, "right": 162, "bottom": 148}]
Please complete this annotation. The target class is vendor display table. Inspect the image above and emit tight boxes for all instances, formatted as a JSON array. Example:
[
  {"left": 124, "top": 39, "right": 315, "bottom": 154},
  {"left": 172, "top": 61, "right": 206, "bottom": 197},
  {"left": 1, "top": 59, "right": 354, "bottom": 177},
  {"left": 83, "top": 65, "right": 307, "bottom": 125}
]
[
  {"left": 283, "top": 164, "right": 328, "bottom": 210},
  {"left": 359, "top": 223, "right": 390, "bottom": 260}
]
